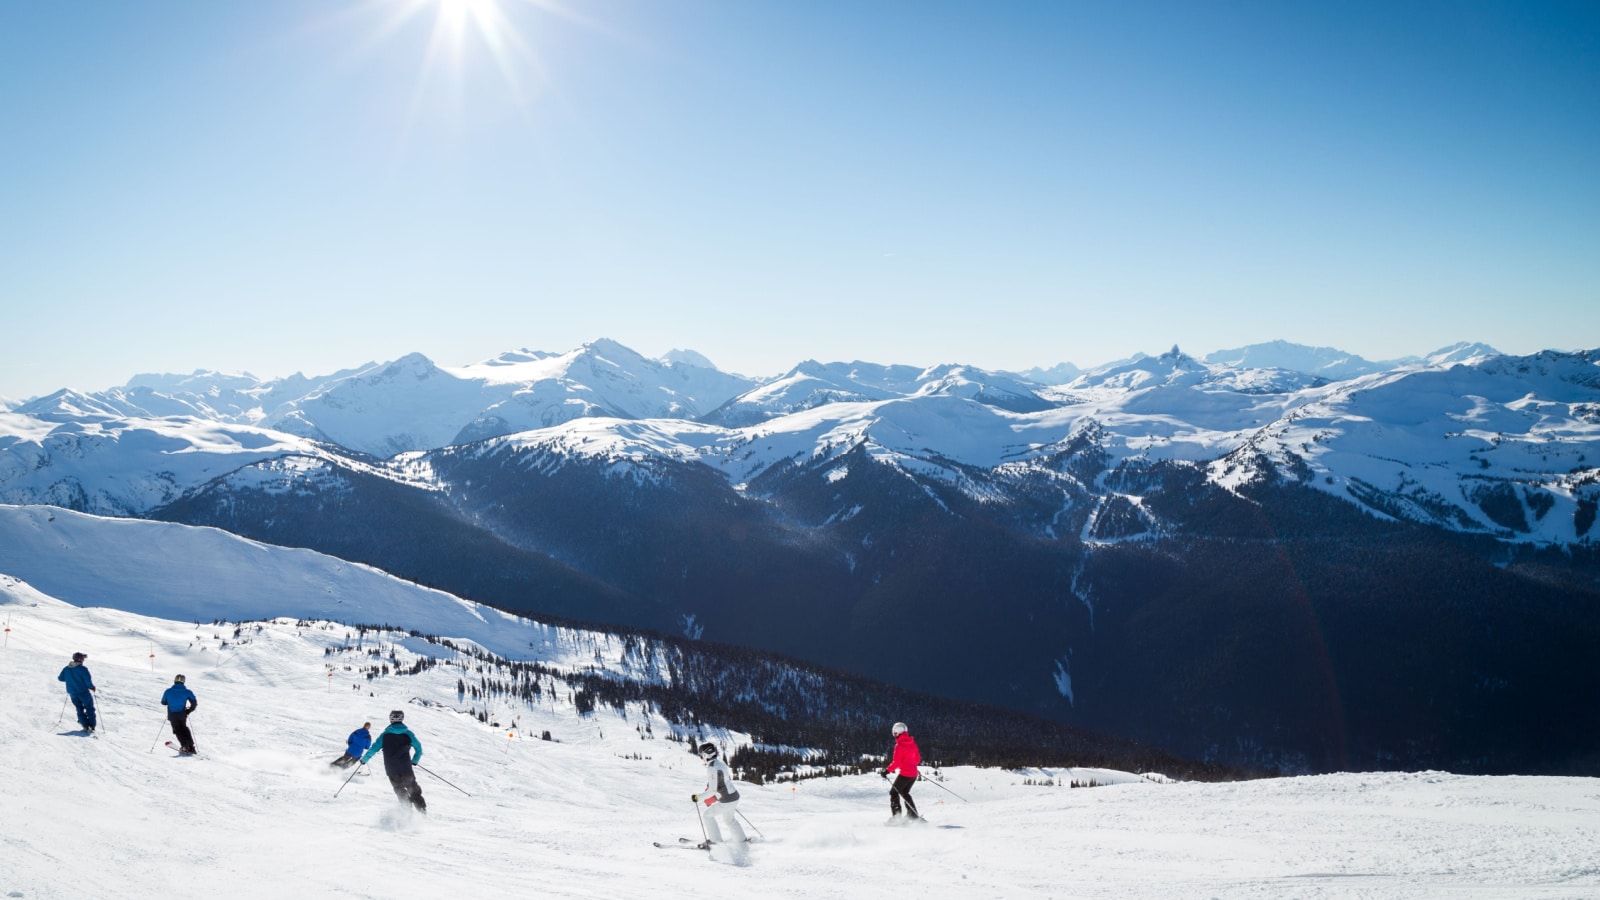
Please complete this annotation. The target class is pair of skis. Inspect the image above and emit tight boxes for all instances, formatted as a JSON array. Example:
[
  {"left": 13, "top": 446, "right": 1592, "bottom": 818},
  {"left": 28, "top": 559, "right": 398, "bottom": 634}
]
[
  {"left": 652, "top": 836, "right": 757, "bottom": 850},
  {"left": 653, "top": 837, "right": 709, "bottom": 850},
  {"left": 165, "top": 741, "right": 201, "bottom": 758}
]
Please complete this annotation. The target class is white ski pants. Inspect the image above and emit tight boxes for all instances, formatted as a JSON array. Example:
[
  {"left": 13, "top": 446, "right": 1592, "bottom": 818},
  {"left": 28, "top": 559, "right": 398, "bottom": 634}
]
[{"left": 702, "top": 798, "right": 747, "bottom": 844}]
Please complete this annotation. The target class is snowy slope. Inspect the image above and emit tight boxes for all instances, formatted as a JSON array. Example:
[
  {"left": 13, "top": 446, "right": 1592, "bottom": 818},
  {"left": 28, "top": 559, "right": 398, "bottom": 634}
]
[
  {"left": 0, "top": 505, "right": 564, "bottom": 656},
  {"left": 4, "top": 567, "right": 1598, "bottom": 898}
]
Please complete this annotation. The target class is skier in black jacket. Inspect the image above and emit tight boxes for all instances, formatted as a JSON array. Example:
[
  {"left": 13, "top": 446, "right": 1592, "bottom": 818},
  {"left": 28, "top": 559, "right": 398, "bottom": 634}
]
[
  {"left": 360, "top": 710, "right": 426, "bottom": 813},
  {"left": 161, "top": 674, "right": 199, "bottom": 754}
]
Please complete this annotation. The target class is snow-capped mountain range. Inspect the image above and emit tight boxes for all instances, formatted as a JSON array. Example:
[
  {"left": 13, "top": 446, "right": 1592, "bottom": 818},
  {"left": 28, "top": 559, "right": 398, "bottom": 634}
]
[
  {"left": 16, "top": 339, "right": 753, "bottom": 458},
  {"left": 5, "top": 338, "right": 1595, "bottom": 544}
]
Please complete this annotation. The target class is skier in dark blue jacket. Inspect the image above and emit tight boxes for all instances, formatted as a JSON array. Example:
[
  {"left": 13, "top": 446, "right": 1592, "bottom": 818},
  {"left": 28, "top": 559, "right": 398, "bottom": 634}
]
[
  {"left": 161, "top": 674, "right": 199, "bottom": 755},
  {"left": 359, "top": 710, "right": 426, "bottom": 812},
  {"left": 330, "top": 722, "right": 373, "bottom": 768},
  {"left": 58, "top": 652, "right": 97, "bottom": 732}
]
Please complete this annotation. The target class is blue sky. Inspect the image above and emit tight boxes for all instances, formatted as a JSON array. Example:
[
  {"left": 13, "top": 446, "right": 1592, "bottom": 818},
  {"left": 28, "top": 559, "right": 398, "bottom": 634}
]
[{"left": 2, "top": 0, "right": 1596, "bottom": 398}]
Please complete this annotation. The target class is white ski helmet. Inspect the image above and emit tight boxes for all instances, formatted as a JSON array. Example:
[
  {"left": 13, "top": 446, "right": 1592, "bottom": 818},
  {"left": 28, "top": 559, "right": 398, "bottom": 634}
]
[
  {"left": 891, "top": 722, "right": 908, "bottom": 736},
  {"left": 389, "top": 710, "right": 405, "bottom": 723}
]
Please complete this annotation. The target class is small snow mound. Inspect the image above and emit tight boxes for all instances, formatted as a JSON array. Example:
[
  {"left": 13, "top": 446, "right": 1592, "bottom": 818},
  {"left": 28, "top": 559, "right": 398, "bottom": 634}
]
[{"left": 709, "top": 840, "right": 751, "bottom": 866}]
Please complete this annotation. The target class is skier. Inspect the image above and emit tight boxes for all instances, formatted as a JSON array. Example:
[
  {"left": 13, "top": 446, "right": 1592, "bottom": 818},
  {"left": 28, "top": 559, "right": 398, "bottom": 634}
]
[
  {"left": 161, "top": 674, "right": 198, "bottom": 755},
  {"left": 882, "top": 721, "right": 921, "bottom": 821},
  {"left": 330, "top": 722, "right": 373, "bottom": 769},
  {"left": 690, "top": 742, "right": 746, "bottom": 847},
  {"left": 57, "top": 652, "right": 97, "bottom": 733},
  {"left": 360, "top": 710, "right": 426, "bottom": 813}
]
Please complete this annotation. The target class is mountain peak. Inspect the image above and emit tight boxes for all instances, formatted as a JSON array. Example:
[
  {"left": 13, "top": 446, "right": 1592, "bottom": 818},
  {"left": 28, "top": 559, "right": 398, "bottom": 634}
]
[
  {"left": 582, "top": 338, "right": 643, "bottom": 361},
  {"left": 659, "top": 348, "right": 720, "bottom": 371},
  {"left": 1204, "top": 341, "right": 1380, "bottom": 381},
  {"left": 1425, "top": 342, "right": 1501, "bottom": 366}
]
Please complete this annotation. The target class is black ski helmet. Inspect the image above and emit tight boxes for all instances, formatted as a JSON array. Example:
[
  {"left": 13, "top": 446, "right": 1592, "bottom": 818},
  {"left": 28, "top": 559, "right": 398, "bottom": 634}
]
[
  {"left": 173, "top": 674, "right": 186, "bottom": 684},
  {"left": 390, "top": 710, "right": 405, "bottom": 723},
  {"left": 698, "top": 742, "right": 718, "bottom": 760},
  {"left": 72, "top": 652, "right": 86, "bottom": 661}
]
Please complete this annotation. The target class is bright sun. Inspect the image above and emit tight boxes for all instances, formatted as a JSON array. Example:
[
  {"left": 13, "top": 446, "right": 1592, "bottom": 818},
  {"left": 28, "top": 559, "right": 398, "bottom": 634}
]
[
  {"left": 437, "top": 0, "right": 499, "bottom": 31},
  {"left": 394, "top": 0, "right": 540, "bottom": 103},
  {"left": 342, "top": 0, "right": 596, "bottom": 114}
]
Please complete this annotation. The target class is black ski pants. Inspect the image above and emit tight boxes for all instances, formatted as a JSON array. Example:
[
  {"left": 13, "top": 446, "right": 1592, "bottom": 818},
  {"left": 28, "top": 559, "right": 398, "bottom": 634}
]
[
  {"left": 168, "top": 710, "right": 196, "bottom": 752},
  {"left": 70, "top": 691, "right": 97, "bottom": 730},
  {"left": 388, "top": 771, "right": 427, "bottom": 812},
  {"left": 889, "top": 774, "right": 919, "bottom": 818}
]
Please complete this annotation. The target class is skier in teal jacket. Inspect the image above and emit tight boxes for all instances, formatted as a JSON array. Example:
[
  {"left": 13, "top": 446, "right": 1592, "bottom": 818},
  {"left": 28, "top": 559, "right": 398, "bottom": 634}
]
[{"left": 360, "top": 710, "right": 426, "bottom": 813}]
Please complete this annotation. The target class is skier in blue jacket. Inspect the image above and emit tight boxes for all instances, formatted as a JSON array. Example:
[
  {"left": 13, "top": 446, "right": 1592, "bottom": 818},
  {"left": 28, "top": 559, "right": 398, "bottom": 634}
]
[
  {"left": 360, "top": 710, "right": 426, "bottom": 813},
  {"left": 57, "top": 652, "right": 97, "bottom": 732},
  {"left": 330, "top": 722, "right": 373, "bottom": 769},
  {"left": 161, "top": 674, "right": 199, "bottom": 755}
]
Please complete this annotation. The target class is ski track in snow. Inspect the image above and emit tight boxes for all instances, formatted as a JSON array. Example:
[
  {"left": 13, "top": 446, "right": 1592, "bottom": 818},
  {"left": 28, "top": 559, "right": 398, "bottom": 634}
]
[{"left": 3, "top": 582, "right": 1600, "bottom": 899}]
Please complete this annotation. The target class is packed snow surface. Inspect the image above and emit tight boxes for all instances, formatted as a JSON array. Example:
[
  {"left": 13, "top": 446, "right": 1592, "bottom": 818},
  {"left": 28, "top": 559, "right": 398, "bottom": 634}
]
[{"left": 2, "top": 506, "right": 1598, "bottom": 899}]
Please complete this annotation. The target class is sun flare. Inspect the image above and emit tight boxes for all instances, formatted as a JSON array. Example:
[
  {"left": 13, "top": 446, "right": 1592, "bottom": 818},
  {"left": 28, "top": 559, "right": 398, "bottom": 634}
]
[
  {"left": 322, "top": 0, "right": 608, "bottom": 134},
  {"left": 356, "top": 0, "right": 565, "bottom": 108},
  {"left": 437, "top": 0, "right": 501, "bottom": 34}
]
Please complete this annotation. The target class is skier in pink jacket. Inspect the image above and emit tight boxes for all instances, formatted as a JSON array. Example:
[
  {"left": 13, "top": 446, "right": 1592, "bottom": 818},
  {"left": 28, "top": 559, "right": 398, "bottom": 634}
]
[{"left": 882, "top": 721, "right": 921, "bottom": 821}]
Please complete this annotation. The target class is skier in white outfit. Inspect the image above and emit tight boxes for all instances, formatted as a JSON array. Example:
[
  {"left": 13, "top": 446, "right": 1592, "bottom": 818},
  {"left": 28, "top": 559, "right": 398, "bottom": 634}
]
[{"left": 691, "top": 742, "right": 747, "bottom": 846}]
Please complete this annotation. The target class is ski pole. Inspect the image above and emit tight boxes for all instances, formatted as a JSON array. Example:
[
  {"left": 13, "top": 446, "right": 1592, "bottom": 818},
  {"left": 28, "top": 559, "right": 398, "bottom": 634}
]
[
  {"left": 694, "top": 799, "right": 709, "bottom": 845},
  {"left": 737, "top": 809, "right": 764, "bottom": 839},
  {"left": 334, "top": 763, "right": 365, "bottom": 798},
  {"left": 148, "top": 719, "right": 168, "bottom": 753},
  {"left": 918, "top": 773, "right": 966, "bottom": 802},
  {"left": 55, "top": 698, "right": 68, "bottom": 728},
  {"left": 415, "top": 764, "right": 471, "bottom": 796}
]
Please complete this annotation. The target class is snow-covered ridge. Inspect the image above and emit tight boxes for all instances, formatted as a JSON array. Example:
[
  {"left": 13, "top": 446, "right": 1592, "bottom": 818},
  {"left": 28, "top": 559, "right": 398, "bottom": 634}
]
[
  {"left": 0, "top": 504, "right": 561, "bottom": 656},
  {"left": 0, "top": 412, "right": 334, "bottom": 516},
  {"left": 1212, "top": 349, "right": 1600, "bottom": 540}
]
